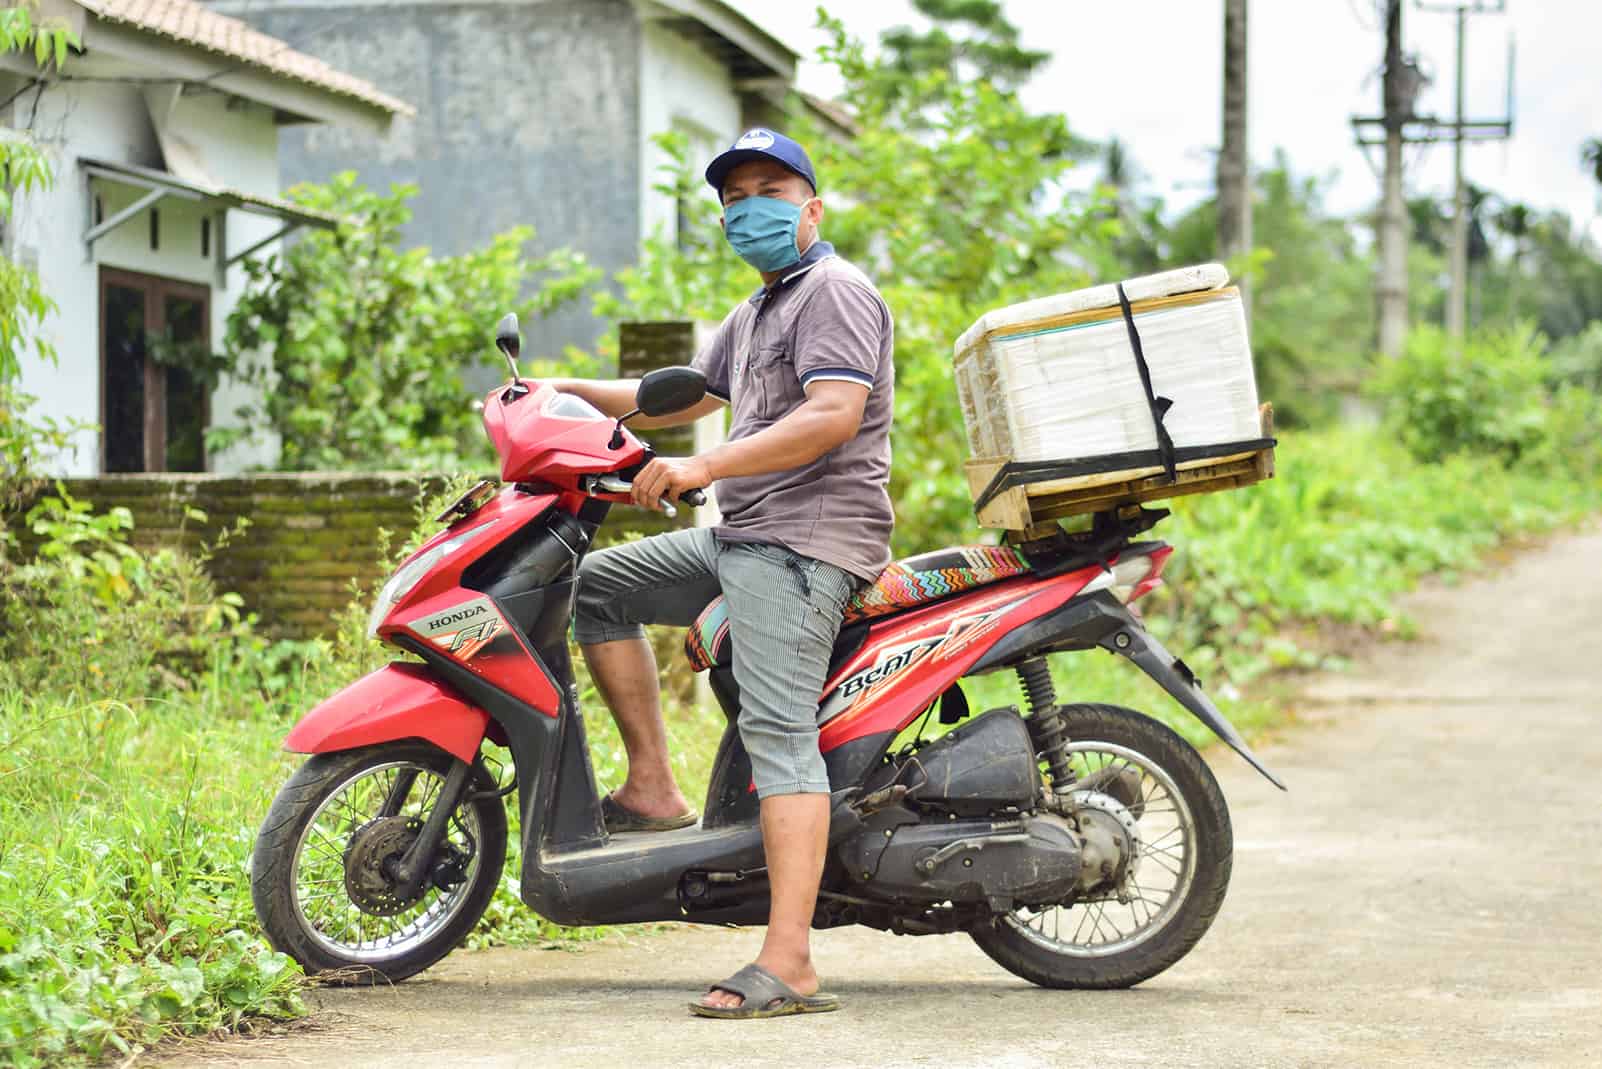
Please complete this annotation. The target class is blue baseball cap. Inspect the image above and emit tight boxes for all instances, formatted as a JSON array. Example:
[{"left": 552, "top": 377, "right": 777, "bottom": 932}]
[{"left": 704, "top": 128, "right": 818, "bottom": 196}]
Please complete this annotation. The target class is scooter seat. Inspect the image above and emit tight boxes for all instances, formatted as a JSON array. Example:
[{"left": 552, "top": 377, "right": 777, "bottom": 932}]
[{"left": 684, "top": 544, "right": 1033, "bottom": 672}]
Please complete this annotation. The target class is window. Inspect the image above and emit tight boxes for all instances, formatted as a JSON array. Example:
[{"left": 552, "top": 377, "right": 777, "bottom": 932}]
[{"left": 99, "top": 268, "right": 210, "bottom": 473}]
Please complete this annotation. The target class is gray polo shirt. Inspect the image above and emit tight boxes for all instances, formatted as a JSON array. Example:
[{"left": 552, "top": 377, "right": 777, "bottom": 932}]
[{"left": 692, "top": 240, "right": 895, "bottom": 581}]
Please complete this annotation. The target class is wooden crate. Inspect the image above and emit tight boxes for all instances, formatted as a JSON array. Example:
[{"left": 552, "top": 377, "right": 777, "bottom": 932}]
[{"left": 964, "top": 404, "right": 1276, "bottom": 532}]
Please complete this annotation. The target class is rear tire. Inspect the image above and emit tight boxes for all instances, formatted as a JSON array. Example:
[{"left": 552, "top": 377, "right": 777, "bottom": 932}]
[
  {"left": 251, "top": 742, "right": 507, "bottom": 984},
  {"left": 970, "top": 703, "right": 1232, "bottom": 989}
]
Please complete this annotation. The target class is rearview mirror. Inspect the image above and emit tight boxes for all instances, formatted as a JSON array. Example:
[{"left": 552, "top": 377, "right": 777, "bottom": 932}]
[
  {"left": 635, "top": 366, "right": 707, "bottom": 418},
  {"left": 494, "top": 313, "right": 521, "bottom": 383}
]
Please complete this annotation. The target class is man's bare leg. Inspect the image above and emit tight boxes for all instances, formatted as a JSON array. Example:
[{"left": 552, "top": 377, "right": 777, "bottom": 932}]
[
  {"left": 700, "top": 792, "right": 828, "bottom": 1008},
  {"left": 581, "top": 636, "right": 692, "bottom": 819}
]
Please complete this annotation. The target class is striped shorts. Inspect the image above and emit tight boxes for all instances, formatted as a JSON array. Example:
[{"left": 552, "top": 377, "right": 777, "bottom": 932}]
[{"left": 573, "top": 526, "right": 857, "bottom": 797}]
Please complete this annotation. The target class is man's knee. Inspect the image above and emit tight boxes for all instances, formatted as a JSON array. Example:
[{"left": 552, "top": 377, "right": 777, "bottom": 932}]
[
  {"left": 572, "top": 553, "right": 641, "bottom": 646},
  {"left": 739, "top": 716, "right": 832, "bottom": 798}
]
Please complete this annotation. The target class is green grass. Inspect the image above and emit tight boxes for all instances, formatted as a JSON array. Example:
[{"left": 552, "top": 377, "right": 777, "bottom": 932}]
[
  {"left": 0, "top": 661, "right": 720, "bottom": 1067},
  {"left": 1, "top": 424, "right": 1599, "bottom": 1065}
]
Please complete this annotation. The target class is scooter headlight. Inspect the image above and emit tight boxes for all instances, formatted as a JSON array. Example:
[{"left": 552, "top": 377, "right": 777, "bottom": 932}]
[{"left": 366, "top": 519, "right": 499, "bottom": 637}]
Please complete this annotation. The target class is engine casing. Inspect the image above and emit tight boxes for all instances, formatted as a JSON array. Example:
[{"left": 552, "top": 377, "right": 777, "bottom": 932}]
[
  {"left": 839, "top": 809, "right": 1082, "bottom": 906},
  {"left": 838, "top": 707, "right": 1080, "bottom": 907}
]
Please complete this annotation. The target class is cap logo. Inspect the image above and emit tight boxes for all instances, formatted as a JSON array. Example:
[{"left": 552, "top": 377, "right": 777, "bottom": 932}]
[{"left": 735, "top": 129, "right": 775, "bottom": 150}]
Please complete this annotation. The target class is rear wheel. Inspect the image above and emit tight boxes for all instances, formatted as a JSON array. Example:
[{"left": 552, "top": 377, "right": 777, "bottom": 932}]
[
  {"left": 251, "top": 742, "right": 506, "bottom": 984},
  {"left": 970, "top": 703, "right": 1232, "bottom": 989}
]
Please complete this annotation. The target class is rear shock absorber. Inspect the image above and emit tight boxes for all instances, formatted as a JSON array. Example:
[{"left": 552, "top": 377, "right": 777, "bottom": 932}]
[{"left": 1016, "top": 658, "right": 1075, "bottom": 793}]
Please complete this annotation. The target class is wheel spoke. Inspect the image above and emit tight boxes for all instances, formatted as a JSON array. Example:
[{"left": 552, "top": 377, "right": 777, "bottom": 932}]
[
  {"left": 288, "top": 758, "right": 490, "bottom": 965},
  {"left": 1004, "top": 736, "right": 1202, "bottom": 960}
]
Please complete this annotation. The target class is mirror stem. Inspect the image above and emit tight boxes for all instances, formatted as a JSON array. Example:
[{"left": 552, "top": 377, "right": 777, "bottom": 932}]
[{"left": 609, "top": 408, "right": 640, "bottom": 450}]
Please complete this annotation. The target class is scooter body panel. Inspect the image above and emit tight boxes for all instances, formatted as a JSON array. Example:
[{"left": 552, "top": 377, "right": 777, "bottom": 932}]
[
  {"left": 374, "top": 487, "right": 565, "bottom": 715},
  {"left": 285, "top": 661, "right": 489, "bottom": 765},
  {"left": 815, "top": 565, "right": 1105, "bottom": 752}
]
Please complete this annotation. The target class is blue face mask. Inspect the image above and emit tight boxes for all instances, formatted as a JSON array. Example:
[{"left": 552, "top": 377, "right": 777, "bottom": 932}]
[{"left": 722, "top": 195, "right": 813, "bottom": 273}]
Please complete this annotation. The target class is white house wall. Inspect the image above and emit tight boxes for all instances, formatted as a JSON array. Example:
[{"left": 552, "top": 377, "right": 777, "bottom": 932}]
[
  {"left": 638, "top": 19, "right": 742, "bottom": 244},
  {"left": 12, "top": 81, "right": 282, "bottom": 475}
]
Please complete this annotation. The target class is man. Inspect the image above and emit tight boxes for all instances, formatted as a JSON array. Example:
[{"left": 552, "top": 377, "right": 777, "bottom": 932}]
[{"left": 550, "top": 128, "right": 894, "bottom": 1019}]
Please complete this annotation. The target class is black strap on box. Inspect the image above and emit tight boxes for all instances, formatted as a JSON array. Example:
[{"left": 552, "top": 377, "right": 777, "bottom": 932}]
[
  {"left": 1115, "top": 281, "right": 1179, "bottom": 484},
  {"left": 970, "top": 437, "right": 1275, "bottom": 514}
]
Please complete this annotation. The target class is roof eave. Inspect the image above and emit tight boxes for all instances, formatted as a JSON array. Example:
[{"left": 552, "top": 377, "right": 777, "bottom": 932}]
[
  {"left": 640, "top": 0, "right": 797, "bottom": 83},
  {"left": 82, "top": 14, "right": 409, "bottom": 131}
]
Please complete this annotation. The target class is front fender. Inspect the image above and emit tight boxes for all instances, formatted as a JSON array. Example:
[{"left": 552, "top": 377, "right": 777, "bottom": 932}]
[{"left": 285, "top": 662, "right": 489, "bottom": 764}]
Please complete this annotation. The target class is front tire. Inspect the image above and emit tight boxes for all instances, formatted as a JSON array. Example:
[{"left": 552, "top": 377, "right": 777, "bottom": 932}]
[
  {"left": 251, "top": 742, "right": 507, "bottom": 984},
  {"left": 970, "top": 703, "right": 1233, "bottom": 989}
]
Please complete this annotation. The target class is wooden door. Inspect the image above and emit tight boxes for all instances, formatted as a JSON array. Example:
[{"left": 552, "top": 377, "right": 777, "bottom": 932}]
[{"left": 99, "top": 268, "right": 211, "bottom": 473}]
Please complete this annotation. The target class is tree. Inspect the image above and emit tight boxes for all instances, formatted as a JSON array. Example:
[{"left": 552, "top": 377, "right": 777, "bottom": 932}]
[
  {"left": 1169, "top": 156, "right": 1376, "bottom": 425},
  {"left": 1216, "top": 0, "right": 1251, "bottom": 311},
  {"left": 1491, "top": 197, "right": 1532, "bottom": 321},
  {"left": 880, "top": 0, "right": 1050, "bottom": 93},
  {"left": 1, "top": 5, "right": 79, "bottom": 533},
  {"left": 875, "top": 0, "right": 1093, "bottom": 160},
  {"left": 221, "top": 174, "right": 598, "bottom": 470},
  {"left": 1582, "top": 137, "right": 1602, "bottom": 191},
  {"left": 1092, "top": 138, "right": 1167, "bottom": 275}
]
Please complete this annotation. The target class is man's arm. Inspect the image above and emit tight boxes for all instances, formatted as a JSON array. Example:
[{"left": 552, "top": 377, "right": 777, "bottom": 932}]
[
  {"left": 542, "top": 378, "right": 726, "bottom": 429},
  {"left": 628, "top": 381, "right": 868, "bottom": 510}
]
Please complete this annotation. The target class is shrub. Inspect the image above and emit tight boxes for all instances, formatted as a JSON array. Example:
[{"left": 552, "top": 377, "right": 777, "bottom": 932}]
[
  {"left": 219, "top": 174, "right": 600, "bottom": 470},
  {"left": 1547, "top": 320, "right": 1602, "bottom": 392},
  {"left": 1370, "top": 323, "right": 1552, "bottom": 465},
  {"left": 0, "top": 489, "right": 249, "bottom": 699}
]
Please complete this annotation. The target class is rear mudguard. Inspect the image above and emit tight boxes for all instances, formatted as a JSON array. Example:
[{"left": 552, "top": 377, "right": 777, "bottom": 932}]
[
  {"left": 1105, "top": 618, "right": 1287, "bottom": 790},
  {"left": 285, "top": 661, "right": 489, "bottom": 764},
  {"left": 973, "top": 595, "right": 1285, "bottom": 790}
]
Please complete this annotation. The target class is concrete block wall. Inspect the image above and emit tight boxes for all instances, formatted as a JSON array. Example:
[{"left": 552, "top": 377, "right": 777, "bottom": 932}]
[
  {"left": 14, "top": 472, "right": 688, "bottom": 639},
  {"left": 23, "top": 473, "right": 451, "bottom": 637}
]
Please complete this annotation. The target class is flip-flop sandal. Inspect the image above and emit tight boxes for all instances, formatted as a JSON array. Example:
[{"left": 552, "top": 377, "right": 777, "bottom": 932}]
[
  {"left": 689, "top": 963, "right": 841, "bottom": 1020},
  {"left": 601, "top": 793, "right": 697, "bottom": 833}
]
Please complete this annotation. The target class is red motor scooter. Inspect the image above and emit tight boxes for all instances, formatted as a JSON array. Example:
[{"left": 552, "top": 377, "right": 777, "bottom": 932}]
[{"left": 251, "top": 314, "right": 1282, "bottom": 989}]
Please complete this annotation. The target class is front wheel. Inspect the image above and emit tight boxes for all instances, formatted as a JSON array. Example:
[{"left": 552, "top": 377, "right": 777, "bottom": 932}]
[
  {"left": 251, "top": 742, "right": 507, "bottom": 983},
  {"left": 970, "top": 703, "right": 1233, "bottom": 989}
]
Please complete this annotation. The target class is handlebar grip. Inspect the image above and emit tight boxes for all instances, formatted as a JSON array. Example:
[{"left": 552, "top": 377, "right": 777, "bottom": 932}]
[{"left": 682, "top": 488, "right": 707, "bottom": 508}]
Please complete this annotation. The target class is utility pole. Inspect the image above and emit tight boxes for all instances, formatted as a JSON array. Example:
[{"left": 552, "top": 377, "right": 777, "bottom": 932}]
[
  {"left": 1351, "top": 1, "right": 1511, "bottom": 350},
  {"left": 1351, "top": 1, "right": 1418, "bottom": 358},
  {"left": 1216, "top": 0, "right": 1251, "bottom": 318},
  {"left": 1417, "top": 1, "right": 1511, "bottom": 337},
  {"left": 1377, "top": 0, "right": 1410, "bottom": 357}
]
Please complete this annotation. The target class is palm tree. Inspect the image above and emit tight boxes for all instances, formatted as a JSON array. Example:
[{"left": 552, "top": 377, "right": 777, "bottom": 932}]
[
  {"left": 1583, "top": 138, "right": 1602, "bottom": 241},
  {"left": 1494, "top": 198, "right": 1532, "bottom": 320},
  {"left": 1583, "top": 138, "right": 1602, "bottom": 189}
]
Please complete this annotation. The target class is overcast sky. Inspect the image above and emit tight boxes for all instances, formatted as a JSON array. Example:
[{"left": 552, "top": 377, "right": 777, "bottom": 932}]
[{"left": 727, "top": 1, "right": 1602, "bottom": 237}]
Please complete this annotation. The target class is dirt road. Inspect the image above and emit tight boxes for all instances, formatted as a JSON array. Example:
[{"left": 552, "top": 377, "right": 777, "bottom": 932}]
[{"left": 161, "top": 529, "right": 1602, "bottom": 1068}]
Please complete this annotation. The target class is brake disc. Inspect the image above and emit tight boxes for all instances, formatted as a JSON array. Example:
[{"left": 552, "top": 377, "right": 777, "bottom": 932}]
[
  {"left": 1067, "top": 789, "right": 1142, "bottom": 897},
  {"left": 343, "top": 816, "right": 427, "bottom": 916}
]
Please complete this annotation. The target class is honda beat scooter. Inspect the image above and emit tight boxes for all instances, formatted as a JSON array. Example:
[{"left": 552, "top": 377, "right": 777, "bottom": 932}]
[{"left": 251, "top": 314, "right": 1282, "bottom": 989}]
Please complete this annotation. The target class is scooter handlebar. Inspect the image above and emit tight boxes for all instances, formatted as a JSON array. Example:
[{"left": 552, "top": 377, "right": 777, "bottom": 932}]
[{"left": 587, "top": 476, "right": 707, "bottom": 516}]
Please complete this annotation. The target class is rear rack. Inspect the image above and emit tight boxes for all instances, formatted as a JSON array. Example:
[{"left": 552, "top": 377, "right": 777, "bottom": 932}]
[{"left": 1009, "top": 505, "right": 1171, "bottom": 579}]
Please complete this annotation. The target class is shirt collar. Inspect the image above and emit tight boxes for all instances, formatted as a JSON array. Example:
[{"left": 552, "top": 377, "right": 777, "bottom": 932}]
[{"left": 747, "top": 240, "right": 836, "bottom": 305}]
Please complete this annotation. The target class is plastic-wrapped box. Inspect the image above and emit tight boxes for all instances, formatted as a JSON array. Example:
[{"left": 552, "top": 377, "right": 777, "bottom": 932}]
[{"left": 955, "top": 264, "right": 1274, "bottom": 529}]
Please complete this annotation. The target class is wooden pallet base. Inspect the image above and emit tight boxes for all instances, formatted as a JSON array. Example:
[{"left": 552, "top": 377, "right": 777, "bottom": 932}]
[{"left": 964, "top": 404, "right": 1276, "bottom": 531}]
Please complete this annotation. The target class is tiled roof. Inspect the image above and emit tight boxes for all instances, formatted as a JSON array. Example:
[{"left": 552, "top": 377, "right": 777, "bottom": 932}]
[{"left": 76, "top": 0, "right": 412, "bottom": 116}]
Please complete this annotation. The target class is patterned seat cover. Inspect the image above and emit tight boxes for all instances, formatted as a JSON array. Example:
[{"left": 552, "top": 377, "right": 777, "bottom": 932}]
[{"left": 684, "top": 545, "right": 1032, "bottom": 672}]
